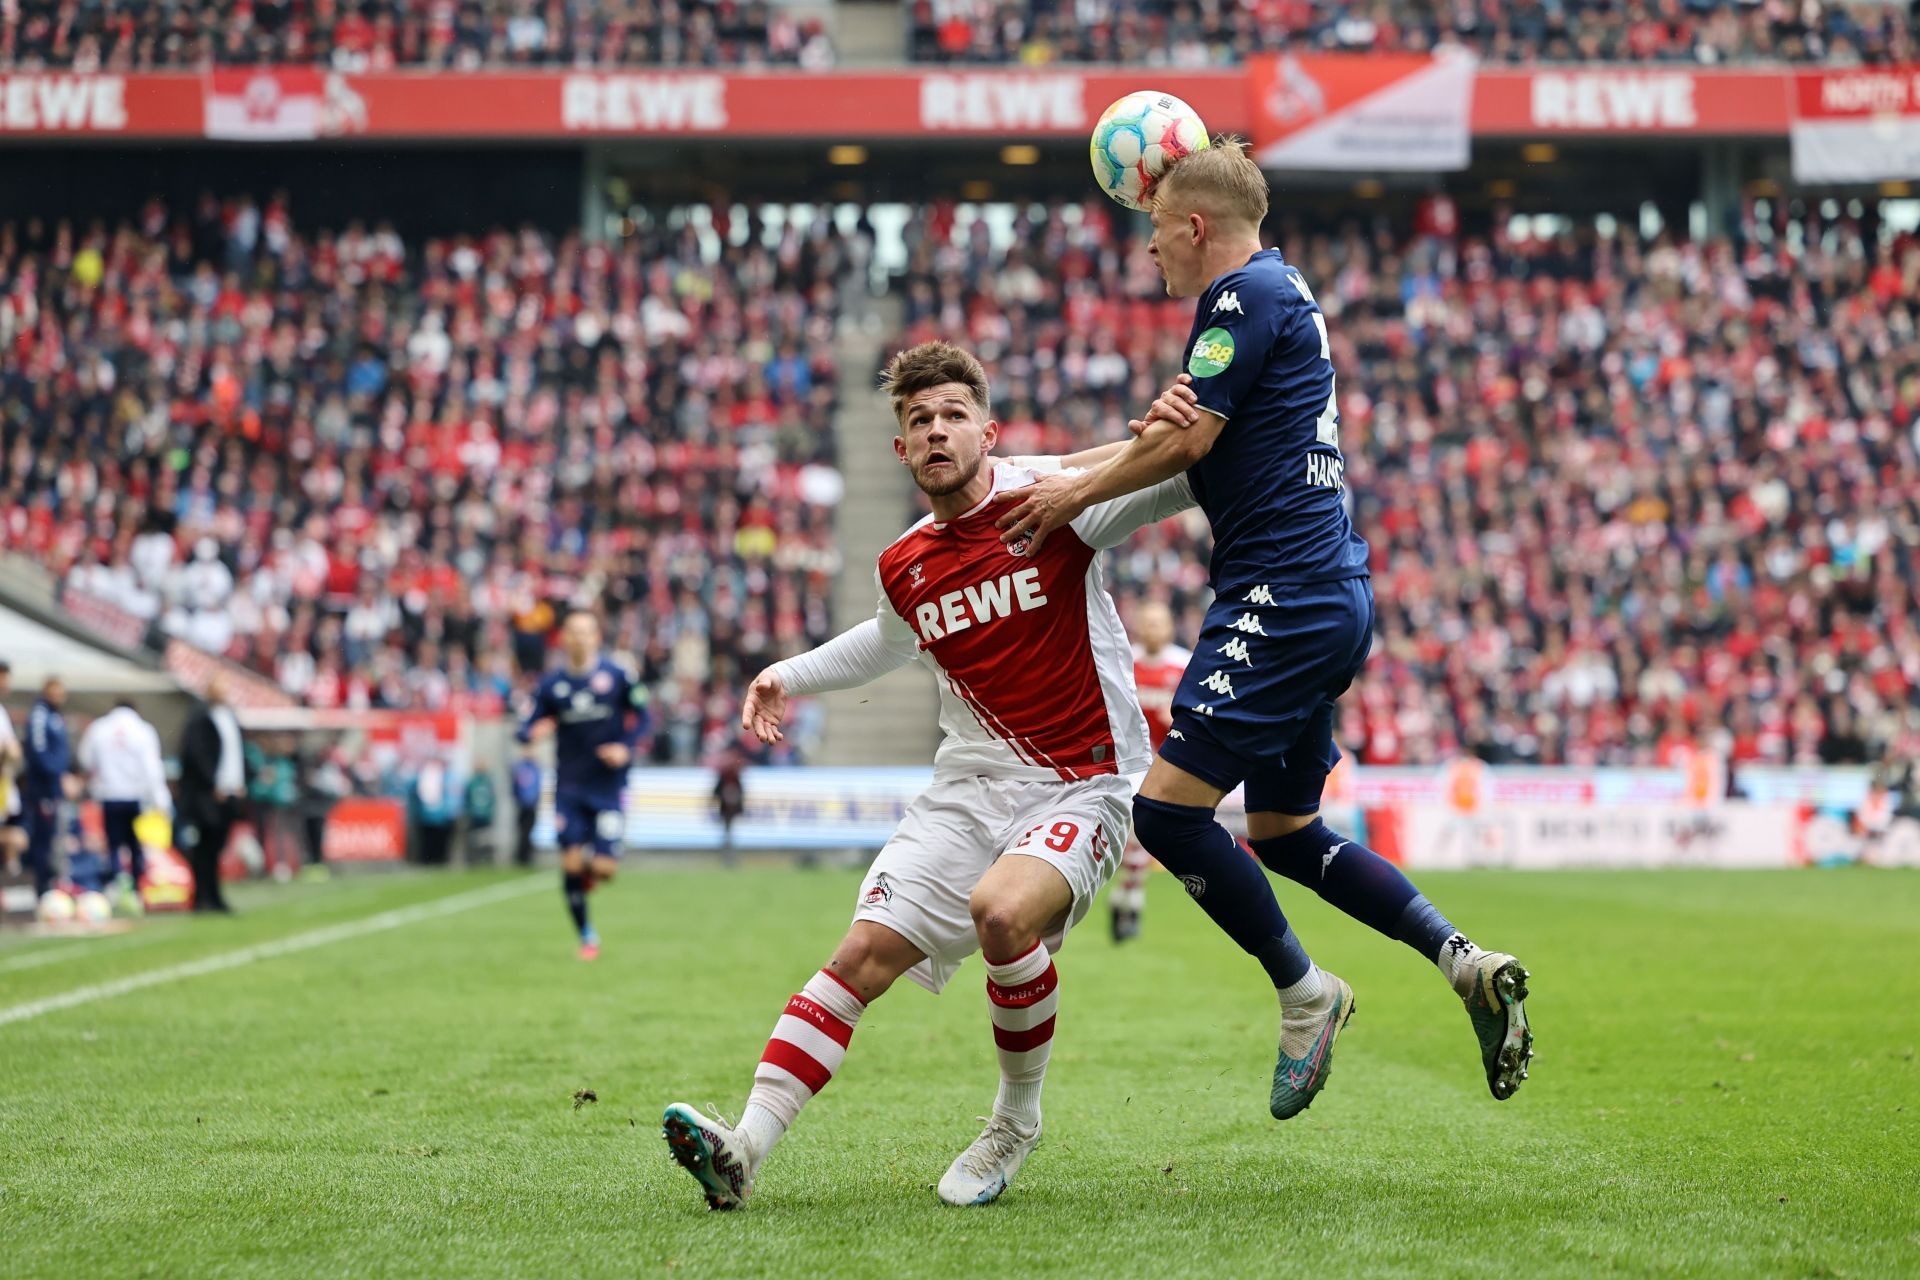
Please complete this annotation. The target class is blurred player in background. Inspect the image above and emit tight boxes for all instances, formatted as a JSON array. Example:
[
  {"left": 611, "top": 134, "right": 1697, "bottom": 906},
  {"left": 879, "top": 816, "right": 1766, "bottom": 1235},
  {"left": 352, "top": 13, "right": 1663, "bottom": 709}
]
[
  {"left": 1111, "top": 601, "right": 1188, "bottom": 942},
  {"left": 662, "top": 341, "right": 1194, "bottom": 1211},
  {"left": 997, "top": 140, "right": 1533, "bottom": 1117},
  {"left": 77, "top": 699, "right": 172, "bottom": 914},
  {"left": 517, "top": 610, "right": 649, "bottom": 961},
  {"left": 22, "top": 677, "right": 75, "bottom": 899},
  {"left": 0, "top": 661, "right": 24, "bottom": 875}
]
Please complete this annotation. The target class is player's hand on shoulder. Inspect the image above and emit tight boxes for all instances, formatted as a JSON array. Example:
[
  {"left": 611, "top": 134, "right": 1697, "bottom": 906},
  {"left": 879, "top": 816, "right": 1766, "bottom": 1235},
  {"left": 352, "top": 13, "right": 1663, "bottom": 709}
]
[
  {"left": 993, "top": 470, "right": 1086, "bottom": 556},
  {"left": 741, "top": 667, "right": 788, "bottom": 745},
  {"left": 1129, "top": 373, "right": 1200, "bottom": 436}
]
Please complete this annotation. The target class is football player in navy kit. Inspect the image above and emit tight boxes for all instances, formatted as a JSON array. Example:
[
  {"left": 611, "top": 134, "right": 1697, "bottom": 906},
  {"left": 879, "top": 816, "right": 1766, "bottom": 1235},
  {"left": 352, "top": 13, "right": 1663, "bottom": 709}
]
[
  {"left": 996, "top": 139, "right": 1534, "bottom": 1118},
  {"left": 518, "top": 610, "right": 649, "bottom": 960}
]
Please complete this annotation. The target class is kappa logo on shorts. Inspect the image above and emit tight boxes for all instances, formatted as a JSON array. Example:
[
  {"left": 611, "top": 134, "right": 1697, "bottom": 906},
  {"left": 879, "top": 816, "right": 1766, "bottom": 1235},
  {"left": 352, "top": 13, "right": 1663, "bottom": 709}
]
[
  {"left": 1180, "top": 874, "right": 1207, "bottom": 900},
  {"left": 863, "top": 872, "right": 894, "bottom": 907}
]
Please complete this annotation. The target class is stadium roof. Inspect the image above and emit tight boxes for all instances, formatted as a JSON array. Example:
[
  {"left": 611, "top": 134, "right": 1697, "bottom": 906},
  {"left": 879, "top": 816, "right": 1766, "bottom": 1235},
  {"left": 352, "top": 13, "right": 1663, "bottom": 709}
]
[{"left": 0, "top": 605, "right": 180, "bottom": 695}]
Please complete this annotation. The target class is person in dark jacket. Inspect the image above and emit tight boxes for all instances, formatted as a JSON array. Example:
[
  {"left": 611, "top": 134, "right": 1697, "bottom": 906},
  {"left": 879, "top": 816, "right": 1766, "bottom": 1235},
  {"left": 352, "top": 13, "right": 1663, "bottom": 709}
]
[
  {"left": 177, "top": 675, "right": 247, "bottom": 913},
  {"left": 22, "top": 677, "right": 75, "bottom": 897}
]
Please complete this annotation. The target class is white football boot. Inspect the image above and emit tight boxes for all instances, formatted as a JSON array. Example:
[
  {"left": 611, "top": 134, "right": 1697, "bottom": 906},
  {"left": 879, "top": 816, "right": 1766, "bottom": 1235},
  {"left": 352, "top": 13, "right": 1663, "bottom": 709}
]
[
  {"left": 661, "top": 1103, "right": 755, "bottom": 1211},
  {"left": 936, "top": 1115, "right": 1042, "bottom": 1206}
]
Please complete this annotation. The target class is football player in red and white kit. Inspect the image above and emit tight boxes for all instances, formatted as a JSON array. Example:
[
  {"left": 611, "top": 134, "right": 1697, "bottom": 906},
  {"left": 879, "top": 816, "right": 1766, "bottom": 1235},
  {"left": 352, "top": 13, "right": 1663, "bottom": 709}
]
[
  {"left": 1111, "top": 601, "right": 1189, "bottom": 942},
  {"left": 662, "top": 342, "right": 1194, "bottom": 1211}
]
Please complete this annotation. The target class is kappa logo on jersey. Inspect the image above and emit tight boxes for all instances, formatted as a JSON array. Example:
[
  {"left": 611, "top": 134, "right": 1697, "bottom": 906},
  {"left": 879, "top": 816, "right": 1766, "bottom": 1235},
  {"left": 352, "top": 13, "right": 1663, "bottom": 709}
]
[
  {"left": 909, "top": 562, "right": 925, "bottom": 586},
  {"left": 1244, "top": 585, "right": 1276, "bottom": 605},
  {"left": 1188, "top": 326, "right": 1235, "bottom": 378},
  {"left": 863, "top": 872, "right": 894, "bottom": 907},
  {"left": 1230, "top": 612, "right": 1266, "bottom": 636},
  {"left": 1199, "top": 670, "right": 1237, "bottom": 699},
  {"left": 1218, "top": 637, "right": 1253, "bottom": 666},
  {"left": 1212, "top": 290, "right": 1243, "bottom": 316},
  {"left": 909, "top": 565, "right": 1049, "bottom": 642}
]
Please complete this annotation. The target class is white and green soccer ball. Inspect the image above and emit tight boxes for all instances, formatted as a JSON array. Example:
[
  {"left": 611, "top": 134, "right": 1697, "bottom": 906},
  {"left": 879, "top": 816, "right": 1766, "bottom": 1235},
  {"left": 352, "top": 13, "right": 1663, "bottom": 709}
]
[
  {"left": 1089, "top": 90, "right": 1211, "bottom": 212},
  {"left": 38, "top": 888, "right": 76, "bottom": 925},
  {"left": 75, "top": 890, "right": 113, "bottom": 927}
]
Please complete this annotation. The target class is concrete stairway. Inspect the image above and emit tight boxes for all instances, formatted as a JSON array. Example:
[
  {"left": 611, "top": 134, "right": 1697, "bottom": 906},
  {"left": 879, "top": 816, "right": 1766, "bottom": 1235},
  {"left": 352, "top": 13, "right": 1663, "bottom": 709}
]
[
  {"left": 827, "top": 1, "right": 908, "bottom": 67},
  {"left": 812, "top": 293, "right": 940, "bottom": 766}
]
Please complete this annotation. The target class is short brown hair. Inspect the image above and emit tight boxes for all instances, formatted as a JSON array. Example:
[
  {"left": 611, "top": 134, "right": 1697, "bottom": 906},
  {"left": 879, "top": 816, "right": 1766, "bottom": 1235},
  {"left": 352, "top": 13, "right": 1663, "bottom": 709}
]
[
  {"left": 879, "top": 341, "right": 991, "bottom": 427},
  {"left": 1152, "top": 136, "right": 1269, "bottom": 229}
]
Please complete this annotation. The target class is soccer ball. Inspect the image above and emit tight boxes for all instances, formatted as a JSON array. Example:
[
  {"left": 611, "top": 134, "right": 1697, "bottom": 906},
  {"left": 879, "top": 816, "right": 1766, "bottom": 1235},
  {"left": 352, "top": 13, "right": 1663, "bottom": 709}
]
[
  {"left": 37, "top": 888, "right": 76, "bottom": 925},
  {"left": 1090, "top": 90, "right": 1210, "bottom": 212},
  {"left": 75, "top": 891, "right": 113, "bottom": 927}
]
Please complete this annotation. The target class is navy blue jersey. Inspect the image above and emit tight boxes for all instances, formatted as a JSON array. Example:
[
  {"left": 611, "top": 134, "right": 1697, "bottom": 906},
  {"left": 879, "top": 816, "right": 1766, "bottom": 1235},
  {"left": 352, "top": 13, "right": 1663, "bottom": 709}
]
[
  {"left": 517, "top": 657, "right": 649, "bottom": 799},
  {"left": 1181, "top": 248, "right": 1370, "bottom": 591},
  {"left": 24, "top": 698, "right": 71, "bottom": 791}
]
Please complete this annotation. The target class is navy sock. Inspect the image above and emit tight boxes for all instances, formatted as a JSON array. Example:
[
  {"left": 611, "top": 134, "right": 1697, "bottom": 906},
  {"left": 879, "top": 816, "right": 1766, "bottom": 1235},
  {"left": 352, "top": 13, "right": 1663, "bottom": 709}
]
[
  {"left": 1250, "top": 820, "right": 1457, "bottom": 962},
  {"left": 1132, "top": 796, "right": 1312, "bottom": 988},
  {"left": 562, "top": 870, "right": 590, "bottom": 938}
]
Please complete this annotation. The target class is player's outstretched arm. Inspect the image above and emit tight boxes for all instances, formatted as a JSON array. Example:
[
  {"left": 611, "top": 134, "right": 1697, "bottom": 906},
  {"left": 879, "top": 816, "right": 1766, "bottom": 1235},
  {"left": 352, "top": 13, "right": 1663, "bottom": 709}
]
[
  {"left": 995, "top": 379, "right": 1221, "bottom": 554},
  {"left": 742, "top": 611, "right": 919, "bottom": 744}
]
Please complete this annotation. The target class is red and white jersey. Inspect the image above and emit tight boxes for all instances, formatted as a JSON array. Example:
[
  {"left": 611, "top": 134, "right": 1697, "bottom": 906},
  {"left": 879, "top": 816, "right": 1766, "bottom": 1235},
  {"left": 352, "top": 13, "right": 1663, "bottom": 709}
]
[
  {"left": 875, "top": 462, "right": 1195, "bottom": 784},
  {"left": 1131, "top": 642, "right": 1192, "bottom": 749}
]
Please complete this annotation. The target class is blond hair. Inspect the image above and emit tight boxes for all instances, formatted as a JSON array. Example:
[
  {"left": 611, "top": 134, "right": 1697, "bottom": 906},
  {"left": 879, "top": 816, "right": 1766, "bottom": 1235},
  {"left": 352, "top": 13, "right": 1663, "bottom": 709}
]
[
  {"left": 1153, "top": 136, "right": 1269, "bottom": 229},
  {"left": 879, "top": 341, "right": 991, "bottom": 427}
]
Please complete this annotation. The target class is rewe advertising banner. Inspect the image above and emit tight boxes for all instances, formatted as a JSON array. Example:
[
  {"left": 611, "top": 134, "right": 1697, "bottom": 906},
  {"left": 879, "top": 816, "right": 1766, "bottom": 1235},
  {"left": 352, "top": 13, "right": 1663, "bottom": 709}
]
[{"left": 3, "top": 64, "right": 1914, "bottom": 182}]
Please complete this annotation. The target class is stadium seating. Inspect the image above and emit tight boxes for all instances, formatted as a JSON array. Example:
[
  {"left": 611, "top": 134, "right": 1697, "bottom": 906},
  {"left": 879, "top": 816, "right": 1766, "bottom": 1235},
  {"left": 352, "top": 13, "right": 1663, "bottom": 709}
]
[
  {"left": 0, "top": 0, "right": 833, "bottom": 70},
  {"left": 893, "top": 198, "right": 1920, "bottom": 768},
  {"left": 0, "top": 199, "right": 850, "bottom": 762},
  {"left": 908, "top": 0, "right": 1915, "bottom": 65}
]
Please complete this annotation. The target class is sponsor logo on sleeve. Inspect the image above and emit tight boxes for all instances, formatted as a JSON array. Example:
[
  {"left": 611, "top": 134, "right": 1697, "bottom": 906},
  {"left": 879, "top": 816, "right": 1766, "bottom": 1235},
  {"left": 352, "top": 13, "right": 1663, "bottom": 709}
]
[{"left": 1188, "top": 327, "right": 1235, "bottom": 378}]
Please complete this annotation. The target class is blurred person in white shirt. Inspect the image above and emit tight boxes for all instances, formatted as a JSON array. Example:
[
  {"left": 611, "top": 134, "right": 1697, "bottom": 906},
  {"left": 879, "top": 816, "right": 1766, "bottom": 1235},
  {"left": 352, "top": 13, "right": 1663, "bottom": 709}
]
[{"left": 77, "top": 700, "right": 172, "bottom": 910}]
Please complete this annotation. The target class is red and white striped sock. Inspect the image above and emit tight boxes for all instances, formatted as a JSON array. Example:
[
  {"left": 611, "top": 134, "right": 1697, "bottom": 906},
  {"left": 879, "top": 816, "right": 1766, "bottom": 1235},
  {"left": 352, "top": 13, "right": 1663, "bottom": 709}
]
[
  {"left": 1116, "top": 844, "right": 1150, "bottom": 912},
  {"left": 985, "top": 943, "right": 1058, "bottom": 1127},
  {"left": 739, "top": 968, "right": 865, "bottom": 1165}
]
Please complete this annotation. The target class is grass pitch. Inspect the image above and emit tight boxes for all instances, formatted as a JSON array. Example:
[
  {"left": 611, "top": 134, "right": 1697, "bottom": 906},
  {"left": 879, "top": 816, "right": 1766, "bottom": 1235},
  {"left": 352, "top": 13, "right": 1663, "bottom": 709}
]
[{"left": 1, "top": 863, "right": 1915, "bottom": 1279}]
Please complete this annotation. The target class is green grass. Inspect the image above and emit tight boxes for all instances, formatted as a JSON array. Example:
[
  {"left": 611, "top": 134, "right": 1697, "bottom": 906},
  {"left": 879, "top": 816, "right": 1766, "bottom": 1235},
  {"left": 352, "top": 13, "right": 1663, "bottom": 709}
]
[{"left": 2, "top": 865, "right": 1917, "bottom": 1279}]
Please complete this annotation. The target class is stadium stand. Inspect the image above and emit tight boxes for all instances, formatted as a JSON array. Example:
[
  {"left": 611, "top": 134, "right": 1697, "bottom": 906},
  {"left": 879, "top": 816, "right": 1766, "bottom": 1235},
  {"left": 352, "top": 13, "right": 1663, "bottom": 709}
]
[
  {"left": 0, "top": 0, "right": 833, "bottom": 70},
  {"left": 10, "top": 188, "right": 1918, "bottom": 773},
  {"left": 0, "top": 198, "right": 850, "bottom": 762},
  {"left": 892, "top": 197, "right": 1920, "bottom": 768},
  {"left": 907, "top": 0, "right": 1916, "bottom": 65}
]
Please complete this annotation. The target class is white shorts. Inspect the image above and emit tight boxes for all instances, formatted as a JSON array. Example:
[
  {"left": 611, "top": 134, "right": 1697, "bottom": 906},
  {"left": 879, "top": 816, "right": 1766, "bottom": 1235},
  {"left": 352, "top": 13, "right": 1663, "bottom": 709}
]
[{"left": 854, "top": 772, "right": 1133, "bottom": 993}]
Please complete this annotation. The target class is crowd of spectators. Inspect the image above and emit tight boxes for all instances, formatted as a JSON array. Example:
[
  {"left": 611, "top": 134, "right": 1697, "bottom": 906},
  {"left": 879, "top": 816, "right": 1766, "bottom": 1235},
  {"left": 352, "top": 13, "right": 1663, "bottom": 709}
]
[
  {"left": 892, "top": 195, "right": 1920, "bottom": 769},
  {"left": 0, "top": 195, "right": 860, "bottom": 763},
  {"left": 910, "top": 0, "right": 1917, "bottom": 65},
  {"left": 10, "top": 188, "right": 1920, "bottom": 773},
  {"left": 0, "top": 0, "right": 832, "bottom": 72}
]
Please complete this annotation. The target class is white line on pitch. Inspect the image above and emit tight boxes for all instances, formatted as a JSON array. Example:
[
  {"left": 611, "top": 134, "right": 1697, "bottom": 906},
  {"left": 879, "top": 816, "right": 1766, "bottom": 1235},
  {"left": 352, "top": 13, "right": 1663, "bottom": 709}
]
[{"left": 0, "top": 875, "right": 545, "bottom": 1029}]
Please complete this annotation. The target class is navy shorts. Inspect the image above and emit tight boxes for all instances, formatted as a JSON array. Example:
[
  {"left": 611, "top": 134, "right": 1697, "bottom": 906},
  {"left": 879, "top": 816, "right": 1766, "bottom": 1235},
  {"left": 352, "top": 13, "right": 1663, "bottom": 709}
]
[
  {"left": 554, "top": 791, "right": 625, "bottom": 857},
  {"left": 1158, "top": 576, "right": 1374, "bottom": 816}
]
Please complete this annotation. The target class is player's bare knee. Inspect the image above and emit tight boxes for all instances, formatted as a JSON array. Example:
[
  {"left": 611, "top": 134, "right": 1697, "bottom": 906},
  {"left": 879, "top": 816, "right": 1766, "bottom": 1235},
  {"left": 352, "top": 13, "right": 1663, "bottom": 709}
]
[
  {"left": 969, "top": 891, "right": 1040, "bottom": 960},
  {"left": 825, "top": 927, "right": 913, "bottom": 1001},
  {"left": 591, "top": 858, "right": 618, "bottom": 883}
]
